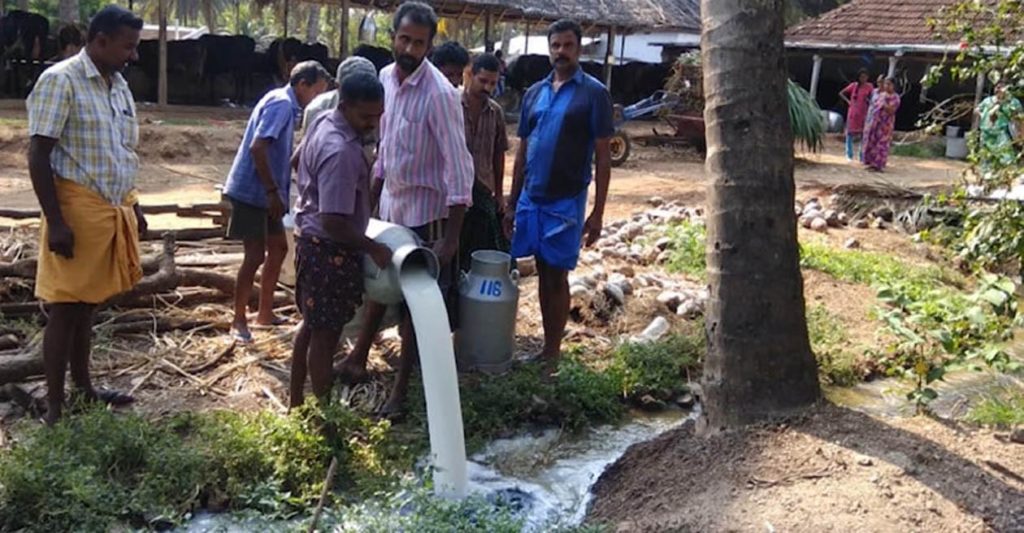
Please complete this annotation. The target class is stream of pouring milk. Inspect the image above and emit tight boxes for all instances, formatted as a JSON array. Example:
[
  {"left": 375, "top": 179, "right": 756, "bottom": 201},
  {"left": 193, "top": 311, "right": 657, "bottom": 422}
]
[{"left": 399, "top": 266, "right": 468, "bottom": 498}]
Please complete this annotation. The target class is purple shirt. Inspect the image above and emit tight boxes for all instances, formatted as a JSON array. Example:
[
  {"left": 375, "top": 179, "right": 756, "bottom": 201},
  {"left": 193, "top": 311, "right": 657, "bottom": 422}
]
[
  {"left": 373, "top": 60, "right": 475, "bottom": 228},
  {"left": 294, "top": 110, "right": 370, "bottom": 241}
]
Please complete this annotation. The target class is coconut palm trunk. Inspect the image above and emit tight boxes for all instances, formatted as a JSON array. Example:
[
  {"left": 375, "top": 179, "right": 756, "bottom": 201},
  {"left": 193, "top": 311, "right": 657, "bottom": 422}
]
[
  {"left": 59, "top": 0, "right": 79, "bottom": 23},
  {"left": 306, "top": 4, "right": 320, "bottom": 43},
  {"left": 699, "top": 0, "right": 821, "bottom": 430}
]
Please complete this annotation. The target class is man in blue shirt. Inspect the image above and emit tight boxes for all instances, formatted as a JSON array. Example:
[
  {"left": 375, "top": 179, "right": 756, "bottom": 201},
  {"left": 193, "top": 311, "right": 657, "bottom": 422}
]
[
  {"left": 224, "top": 60, "right": 330, "bottom": 342},
  {"left": 506, "top": 19, "right": 613, "bottom": 361}
]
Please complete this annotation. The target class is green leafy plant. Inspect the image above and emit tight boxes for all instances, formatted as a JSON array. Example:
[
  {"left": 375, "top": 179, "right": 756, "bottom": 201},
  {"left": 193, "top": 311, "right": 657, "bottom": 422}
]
[
  {"left": 876, "top": 273, "right": 1020, "bottom": 412},
  {"left": 611, "top": 334, "right": 702, "bottom": 401},
  {"left": 664, "top": 220, "right": 707, "bottom": 280},
  {"left": 967, "top": 391, "right": 1024, "bottom": 428}
]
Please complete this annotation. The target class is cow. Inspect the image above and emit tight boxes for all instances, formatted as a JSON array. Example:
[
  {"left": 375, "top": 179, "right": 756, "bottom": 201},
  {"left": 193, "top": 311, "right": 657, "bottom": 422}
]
[
  {"left": 133, "top": 38, "right": 206, "bottom": 104},
  {"left": 353, "top": 43, "right": 393, "bottom": 72},
  {"left": 0, "top": 10, "right": 50, "bottom": 97},
  {"left": 198, "top": 34, "right": 255, "bottom": 104}
]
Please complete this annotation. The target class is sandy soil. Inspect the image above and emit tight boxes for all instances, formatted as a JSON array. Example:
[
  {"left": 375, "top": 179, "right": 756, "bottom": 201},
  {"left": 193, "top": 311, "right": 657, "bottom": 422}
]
[
  {"left": 588, "top": 404, "right": 1024, "bottom": 532},
  {"left": 0, "top": 109, "right": 966, "bottom": 221}
]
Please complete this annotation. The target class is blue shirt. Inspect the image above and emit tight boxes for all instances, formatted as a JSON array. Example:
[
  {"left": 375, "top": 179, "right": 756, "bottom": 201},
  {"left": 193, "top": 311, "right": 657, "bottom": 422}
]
[
  {"left": 224, "top": 86, "right": 299, "bottom": 208},
  {"left": 517, "top": 67, "right": 614, "bottom": 201}
]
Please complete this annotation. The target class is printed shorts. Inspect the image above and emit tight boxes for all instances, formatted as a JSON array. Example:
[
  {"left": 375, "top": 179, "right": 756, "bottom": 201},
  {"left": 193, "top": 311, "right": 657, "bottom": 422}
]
[{"left": 295, "top": 235, "right": 364, "bottom": 331}]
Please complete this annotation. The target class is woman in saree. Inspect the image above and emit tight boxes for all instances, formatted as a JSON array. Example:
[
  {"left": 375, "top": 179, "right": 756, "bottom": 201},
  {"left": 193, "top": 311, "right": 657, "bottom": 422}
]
[
  {"left": 977, "top": 81, "right": 1023, "bottom": 173},
  {"left": 839, "top": 69, "right": 874, "bottom": 161},
  {"left": 863, "top": 78, "right": 901, "bottom": 172}
]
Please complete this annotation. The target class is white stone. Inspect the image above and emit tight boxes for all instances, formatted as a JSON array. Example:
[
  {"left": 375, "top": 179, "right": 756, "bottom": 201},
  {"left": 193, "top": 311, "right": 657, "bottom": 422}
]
[
  {"left": 810, "top": 217, "right": 829, "bottom": 232},
  {"left": 655, "top": 236, "right": 674, "bottom": 251},
  {"left": 633, "top": 316, "right": 670, "bottom": 343},
  {"left": 657, "top": 291, "right": 683, "bottom": 308},
  {"left": 648, "top": 196, "right": 665, "bottom": 207},
  {"left": 676, "top": 300, "right": 702, "bottom": 318},
  {"left": 604, "top": 283, "right": 626, "bottom": 306},
  {"left": 844, "top": 238, "right": 861, "bottom": 249}
]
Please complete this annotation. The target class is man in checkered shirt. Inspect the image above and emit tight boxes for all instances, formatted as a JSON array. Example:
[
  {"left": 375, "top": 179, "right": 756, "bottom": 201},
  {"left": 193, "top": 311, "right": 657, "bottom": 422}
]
[{"left": 26, "top": 5, "right": 145, "bottom": 425}]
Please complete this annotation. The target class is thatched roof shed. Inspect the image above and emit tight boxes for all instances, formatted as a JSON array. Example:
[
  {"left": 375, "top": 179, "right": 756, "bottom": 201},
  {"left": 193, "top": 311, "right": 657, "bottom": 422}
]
[{"left": 301, "top": 0, "right": 701, "bottom": 31}]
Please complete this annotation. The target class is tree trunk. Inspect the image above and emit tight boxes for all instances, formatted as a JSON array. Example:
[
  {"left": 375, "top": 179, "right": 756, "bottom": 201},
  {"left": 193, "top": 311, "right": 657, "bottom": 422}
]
[
  {"left": 500, "top": 22, "right": 512, "bottom": 54},
  {"left": 699, "top": 0, "right": 821, "bottom": 431},
  {"left": 201, "top": 0, "right": 217, "bottom": 34},
  {"left": 306, "top": 4, "right": 320, "bottom": 43},
  {"left": 58, "top": 0, "right": 79, "bottom": 23}
]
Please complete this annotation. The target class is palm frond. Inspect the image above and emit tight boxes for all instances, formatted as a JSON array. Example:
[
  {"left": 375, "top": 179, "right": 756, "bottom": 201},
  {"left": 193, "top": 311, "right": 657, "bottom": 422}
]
[{"left": 787, "top": 79, "right": 825, "bottom": 153}]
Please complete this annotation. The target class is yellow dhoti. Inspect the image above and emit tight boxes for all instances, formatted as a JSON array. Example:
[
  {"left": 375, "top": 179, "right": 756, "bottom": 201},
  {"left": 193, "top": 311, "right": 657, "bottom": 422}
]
[{"left": 35, "top": 178, "right": 143, "bottom": 304}]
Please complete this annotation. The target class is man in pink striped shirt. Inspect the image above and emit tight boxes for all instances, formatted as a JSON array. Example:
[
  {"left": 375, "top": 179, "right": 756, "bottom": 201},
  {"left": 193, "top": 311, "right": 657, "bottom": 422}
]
[{"left": 337, "top": 1, "right": 474, "bottom": 417}]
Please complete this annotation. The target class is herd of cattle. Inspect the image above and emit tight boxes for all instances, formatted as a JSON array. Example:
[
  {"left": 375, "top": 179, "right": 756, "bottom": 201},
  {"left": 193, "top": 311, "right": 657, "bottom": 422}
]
[{"left": 1, "top": 9, "right": 670, "bottom": 108}]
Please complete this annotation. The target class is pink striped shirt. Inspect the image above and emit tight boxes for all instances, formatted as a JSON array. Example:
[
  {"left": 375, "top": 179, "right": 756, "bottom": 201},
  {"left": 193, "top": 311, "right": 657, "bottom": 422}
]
[{"left": 374, "top": 60, "right": 474, "bottom": 228}]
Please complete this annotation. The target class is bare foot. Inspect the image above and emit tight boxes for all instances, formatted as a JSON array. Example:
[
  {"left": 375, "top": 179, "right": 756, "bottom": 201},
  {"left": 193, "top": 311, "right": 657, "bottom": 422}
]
[
  {"left": 254, "top": 314, "right": 287, "bottom": 327},
  {"left": 334, "top": 357, "right": 369, "bottom": 385},
  {"left": 377, "top": 395, "right": 406, "bottom": 421}
]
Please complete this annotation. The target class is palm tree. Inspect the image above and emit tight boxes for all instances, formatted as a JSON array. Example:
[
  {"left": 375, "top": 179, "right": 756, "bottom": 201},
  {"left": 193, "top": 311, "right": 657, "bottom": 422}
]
[
  {"left": 699, "top": 0, "right": 821, "bottom": 430},
  {"left": 59, "top": 0, "right": 80, "bottom": 23},
  {"left": 305, "top": 4, "right": 320, "bottom": 43},
  {"left": 139, "top": 0, "right": 226, "bottom": 33}
]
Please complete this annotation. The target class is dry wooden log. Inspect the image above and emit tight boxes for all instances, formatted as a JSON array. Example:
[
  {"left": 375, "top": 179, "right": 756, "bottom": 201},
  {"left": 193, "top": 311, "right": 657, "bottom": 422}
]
[
  {"left": 0, "top": 301, "right": 46, "bottom": 317},
  {"left": 0, "top": 334, "right": 19, "bottom": 351},
  {"left": 0, "top": 260, "right": 36, "bottom": 278},
  {"left": 3, "top": 252, "right": 240, "bottom": 280},
  {"left": 142, "top": 228, "right": 224, "bottom": 242},
  {"left": 104, "top": 318, "right": 227, "bottom": 336},
  {"left": 0, "top": 353, "right": 43, "bottom": 385},
  {"left": 0, "top": 203, "right": 226, "bottom": 221}
]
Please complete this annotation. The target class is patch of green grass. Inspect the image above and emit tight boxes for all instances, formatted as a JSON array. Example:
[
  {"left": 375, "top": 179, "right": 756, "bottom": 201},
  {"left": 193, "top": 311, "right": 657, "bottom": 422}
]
[
  {"left": 409, "top": 354, "right": 626, "bottom": 452},
  {"left": 799, "top": 241, "right": 957, "bottom": 290},
  {"left": 664, "top": 221, "right": 707, "bottom": 280},
  {"left": 611, "top": 334, "right": 703, "bottom": 400},
  {"left": 807, "top": 305, "right": 862, "bottom": 386},
  {"left": 891, "top": 141, "right": 946, "bottom": 159},
  {"left": 0, "top": 403, "right": 403, "bottom": 531},
  {"left": 966, "top": 391, "right": 1024, "bottom": 428}
]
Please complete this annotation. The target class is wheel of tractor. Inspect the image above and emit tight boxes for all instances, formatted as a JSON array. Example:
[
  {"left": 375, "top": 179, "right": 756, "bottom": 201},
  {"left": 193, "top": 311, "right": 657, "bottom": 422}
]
[{"left": 610, "top": 131, "right": 631, "bottom": 167}]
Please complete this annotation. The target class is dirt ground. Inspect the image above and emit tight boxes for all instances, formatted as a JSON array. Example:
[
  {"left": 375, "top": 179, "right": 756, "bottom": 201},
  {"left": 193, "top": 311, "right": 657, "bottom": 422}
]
[
  {"left": 0, "top": 108, "right": 966, "bottom": 223},
  {"left": 588, "top": 404, "right": 1024, "bottom": 532}
]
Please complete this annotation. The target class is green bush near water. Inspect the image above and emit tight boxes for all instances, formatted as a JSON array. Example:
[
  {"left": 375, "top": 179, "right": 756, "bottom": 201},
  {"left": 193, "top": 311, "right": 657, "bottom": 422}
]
[
  {"left": 611, "top": 334, "right": 703, "bottom": 401},
  {"left": 0, "top": 335, "right": 693, "bottom": 531}
]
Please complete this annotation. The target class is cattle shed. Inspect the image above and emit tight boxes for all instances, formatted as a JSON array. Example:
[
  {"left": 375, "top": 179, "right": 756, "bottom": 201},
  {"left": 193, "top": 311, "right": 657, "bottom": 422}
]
[
  {"left": 784, "top": 0, "right": 989, "bottom": 130},
  {"left": 298, "top": 0, "right": 700, "bottom": 84}
]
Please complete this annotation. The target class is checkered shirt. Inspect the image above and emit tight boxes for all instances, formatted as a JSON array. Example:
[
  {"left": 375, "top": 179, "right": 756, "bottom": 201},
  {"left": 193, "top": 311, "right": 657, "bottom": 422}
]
[{"left": 27, "top": 49, "right": 140, "bottom": 205}]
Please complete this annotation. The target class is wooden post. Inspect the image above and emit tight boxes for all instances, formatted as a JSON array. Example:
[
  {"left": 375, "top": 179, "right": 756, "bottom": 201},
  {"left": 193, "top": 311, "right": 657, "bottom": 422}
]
[
  {"left": 283, "top": 0, "right": 289, "bottom": 38},
  {"left": 523, "top": 21, "right": 530, "bottom": 54},
  {"left": 972, "top": 70, "right": 986, "bottom": 130},
  {"left": 809, "top": 54, "right": 822, "bottom": 100},
  {"left": 484, "top": 10, "right": 493, "bottom": 52},
  {"left": 620, "top": 31, "right": 626, "bottom": 61},
  {"left": 603, "top": 26, "right": 614, "bottom": 89},
  {"left": 340, "top": 0, "right": 350, "bottom": 58},
  {"left": 158, "top": 0, "right": 168, "bottom": 106}
]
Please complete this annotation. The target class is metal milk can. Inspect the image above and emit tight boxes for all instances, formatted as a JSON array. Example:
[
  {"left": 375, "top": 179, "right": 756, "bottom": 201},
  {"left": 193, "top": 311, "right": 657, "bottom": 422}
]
[{"left": 455, "top": 250, "right": 520, "bottom": 374}]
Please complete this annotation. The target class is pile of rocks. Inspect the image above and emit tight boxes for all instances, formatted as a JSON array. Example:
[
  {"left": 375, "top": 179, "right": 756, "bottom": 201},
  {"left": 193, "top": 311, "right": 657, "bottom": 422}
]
[{"left": 796, "top": 197, "right": 849, "bottom": 232}]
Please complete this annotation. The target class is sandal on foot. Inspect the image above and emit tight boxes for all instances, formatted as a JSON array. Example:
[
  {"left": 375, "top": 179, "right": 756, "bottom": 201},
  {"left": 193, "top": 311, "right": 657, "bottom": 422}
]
[
  {"left": 231, "top": 329, "right": 254, "bottom": 344},
  {"left": 96, "top": 388, "right": 135, "bottom": 406}
]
